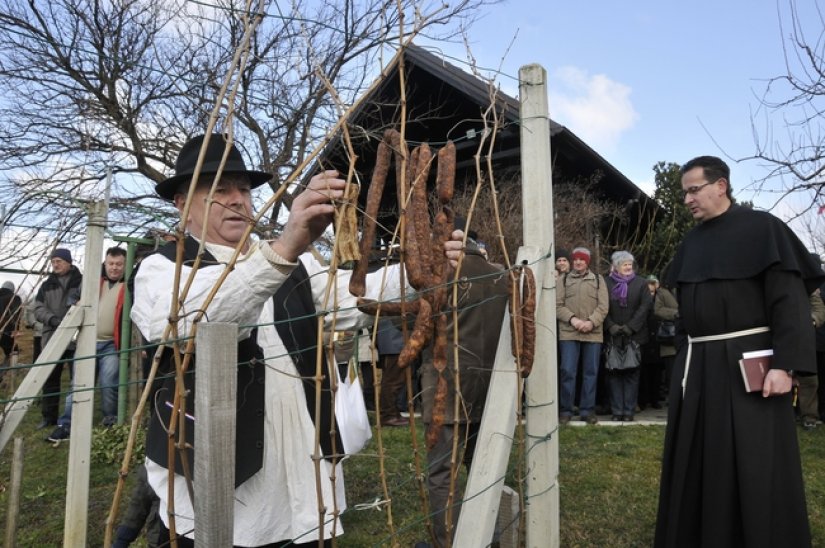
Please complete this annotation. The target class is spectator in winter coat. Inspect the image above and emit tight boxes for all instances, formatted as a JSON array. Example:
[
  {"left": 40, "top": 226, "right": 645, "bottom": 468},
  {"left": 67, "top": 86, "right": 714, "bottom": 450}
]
[
  {"left": 47, "top": 246, "right": 128, "bottom": 441},
  {"left": 797, "top": 253, "right": 825, "bottom": 430},
  {"left": 555, "top": 248, "right": 570, "bottom": 278},
  {"left": 556, "top": 246, "right": 609, "bottom": 424},
  {"left": 604, "top": 251, "right": 652, "bottom": 421},
  {"left": 653, "top": 281, "right": 680, "bottom": 404},
  {"left": 375, "top": 318, "right": 407, "bottom": 427},
  {"left": 33, "top": 248, "right": 82, "bottom": 432}
]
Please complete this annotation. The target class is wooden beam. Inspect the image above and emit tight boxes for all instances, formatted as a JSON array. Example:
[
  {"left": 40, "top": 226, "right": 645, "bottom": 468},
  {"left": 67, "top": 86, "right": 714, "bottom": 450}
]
[
  {"left": 0, "top": 305, "right": 83, "bottom": 453},
  {"left": 63, "top": 199, "right": 107, "bottom": 547},
  {"left": 4, "top": 437, "right": 24, "bottom": 546}
]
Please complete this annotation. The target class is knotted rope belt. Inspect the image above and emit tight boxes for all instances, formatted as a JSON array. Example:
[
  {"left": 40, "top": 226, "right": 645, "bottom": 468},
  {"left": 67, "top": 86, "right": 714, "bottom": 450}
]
[{"left": 682, "top": 326, "right": 771, "bottom": 396}]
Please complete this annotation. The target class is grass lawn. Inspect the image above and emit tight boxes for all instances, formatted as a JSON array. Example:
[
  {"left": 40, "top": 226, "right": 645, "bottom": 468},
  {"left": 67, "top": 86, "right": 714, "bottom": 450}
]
[{"left": 2, "top": 407, "right": 825, "bottom": 547}]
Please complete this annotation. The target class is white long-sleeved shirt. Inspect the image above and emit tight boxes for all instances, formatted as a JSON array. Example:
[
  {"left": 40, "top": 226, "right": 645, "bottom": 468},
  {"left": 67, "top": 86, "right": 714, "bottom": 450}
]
[{"left": 131, "top": 239, "right": 403, "bottom": 545}]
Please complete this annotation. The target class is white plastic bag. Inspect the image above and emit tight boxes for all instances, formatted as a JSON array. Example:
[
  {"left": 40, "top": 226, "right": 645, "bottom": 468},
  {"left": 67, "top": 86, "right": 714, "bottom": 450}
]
[{"left": 335, "top": 362, "right": 372, "bottom": 455}]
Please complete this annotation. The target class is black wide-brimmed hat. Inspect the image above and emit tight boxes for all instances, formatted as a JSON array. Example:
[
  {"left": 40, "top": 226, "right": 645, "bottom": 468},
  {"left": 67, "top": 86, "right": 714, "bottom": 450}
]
[{"left": 155, "top": 133, "right": 272, "bottom": 200}]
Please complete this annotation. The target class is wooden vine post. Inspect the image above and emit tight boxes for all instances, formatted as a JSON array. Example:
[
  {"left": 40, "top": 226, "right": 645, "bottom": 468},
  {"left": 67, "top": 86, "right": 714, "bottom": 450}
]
[
  {"left": 518, "top": 63, "right": 559, "bottom": 548},
  {"left": 64, "top": 198, "right": 108, "bottom": 547},
  {"left": 4, "top": 437, "right": 24, "bottom": 546}
]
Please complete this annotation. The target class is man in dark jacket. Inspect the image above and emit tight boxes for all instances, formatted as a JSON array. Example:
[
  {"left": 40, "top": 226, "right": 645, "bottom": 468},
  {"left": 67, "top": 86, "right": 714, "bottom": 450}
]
[
  {"left": 420, "top": 236, "right": 508, "bottom": 548},
  {"left": 33, "top": 248, "right": 82, "bottom": 435},
  {"left": 0, "top": 280, "right": 22, "bottom": 371},
  {"left": 375, "top": 318, "right": 407, "bottom": 427}
]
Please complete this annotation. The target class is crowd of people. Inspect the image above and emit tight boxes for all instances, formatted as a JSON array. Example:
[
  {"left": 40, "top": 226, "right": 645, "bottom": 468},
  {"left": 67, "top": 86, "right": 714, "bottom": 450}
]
[
  {"left": 2, "top": 143, "right": 825, "bottom": 547},
  {"left": 0, "top": 245, "right": 128, "bottom": 434},
  {"left": 555, "top": 246, "right": 682, "bottom": 423},
  {"left": 556, "top": 237, "right": 825, "bottom": 434},
  {"left": 555, "top": 155, "right": 825, "bottom": 547}
]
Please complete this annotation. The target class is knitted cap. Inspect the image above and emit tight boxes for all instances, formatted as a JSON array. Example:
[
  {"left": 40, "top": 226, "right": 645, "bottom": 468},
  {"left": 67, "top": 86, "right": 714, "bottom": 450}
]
[
  {"left": 555, "top": 248, "right": 570, "bottom": 261},
  {"left": 50, "top": 248, "right": 73, "bottom": 264},
  {"left": 1, "top": 281, "right": 13, "bottom": 291},
  {"left": 571, "top": 247, "right": 591, "bottom": 265}
]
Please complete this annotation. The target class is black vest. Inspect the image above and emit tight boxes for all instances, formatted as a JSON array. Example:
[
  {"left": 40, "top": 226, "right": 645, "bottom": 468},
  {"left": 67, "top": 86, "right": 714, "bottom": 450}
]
[{"left": 145, "top": 237, "right": 342, "bottom": 486}]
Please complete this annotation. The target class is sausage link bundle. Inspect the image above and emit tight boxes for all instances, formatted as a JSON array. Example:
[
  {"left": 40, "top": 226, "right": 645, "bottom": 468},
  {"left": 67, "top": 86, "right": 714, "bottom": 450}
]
[
  {"left": 348, "top": 132, "right": 393, "bottom": 298},
  {"left": 347, "top": 135, "right": 461, "bottom": 410},
  {"left": 508, "top": 266, "right": 537, "bottom": 377}
]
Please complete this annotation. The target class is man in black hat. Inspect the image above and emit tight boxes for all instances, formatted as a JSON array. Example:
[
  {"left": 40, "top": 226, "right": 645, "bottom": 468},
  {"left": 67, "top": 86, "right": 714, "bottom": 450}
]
[
  {"left": 132, "top": 133, "right": 459, "bottom": 546},
  {"left": 33, "top": 247, "right": 82, "bottom": 437}
]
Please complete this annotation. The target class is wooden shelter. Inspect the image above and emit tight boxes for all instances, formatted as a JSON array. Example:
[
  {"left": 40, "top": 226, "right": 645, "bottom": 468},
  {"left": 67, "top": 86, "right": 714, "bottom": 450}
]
[{"left": 321, "top": 44, "right": 657, "bottom": 263}]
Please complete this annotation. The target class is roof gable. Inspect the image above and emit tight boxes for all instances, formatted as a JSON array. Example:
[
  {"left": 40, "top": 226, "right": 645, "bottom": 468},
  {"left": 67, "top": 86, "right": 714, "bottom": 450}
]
[{"left": 318, "top": 44, "right": 653, "bottom": 243}]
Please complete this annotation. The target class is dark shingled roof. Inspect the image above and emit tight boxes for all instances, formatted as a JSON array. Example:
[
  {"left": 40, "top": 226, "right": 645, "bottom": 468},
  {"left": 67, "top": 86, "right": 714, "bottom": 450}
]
[{"left": 317, "top": 43, "right": 654, "bottom": 243}]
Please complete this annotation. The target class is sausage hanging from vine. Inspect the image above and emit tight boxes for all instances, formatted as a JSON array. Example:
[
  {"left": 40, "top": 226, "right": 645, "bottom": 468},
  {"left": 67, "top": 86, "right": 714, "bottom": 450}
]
[{"left": 348, "top": 129, "right": 535, "bottom": 448}]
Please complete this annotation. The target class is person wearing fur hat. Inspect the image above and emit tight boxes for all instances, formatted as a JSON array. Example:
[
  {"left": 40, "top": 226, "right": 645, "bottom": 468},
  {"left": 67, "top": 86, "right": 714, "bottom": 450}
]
[
  {"left": 132, "top": 133, "right": 464, "bottom": 547},
  {"left": 603, "top": 251, "right": 652, "bottom": 421},
  {"left": 556, "top": 246, "right": 609, "bottom": 424}
]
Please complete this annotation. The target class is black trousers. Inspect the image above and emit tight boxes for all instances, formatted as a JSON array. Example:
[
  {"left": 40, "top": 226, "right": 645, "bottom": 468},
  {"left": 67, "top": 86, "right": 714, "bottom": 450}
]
[
  {"left": 155, "top": 523, "right": 333, "bottom": 548},
  {"left": 40, "top": 349, "right": 73, "bottom": 422}
]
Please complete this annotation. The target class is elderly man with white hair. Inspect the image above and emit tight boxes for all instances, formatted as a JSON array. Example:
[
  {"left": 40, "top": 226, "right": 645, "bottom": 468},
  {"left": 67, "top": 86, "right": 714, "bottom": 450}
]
[{"left": 132, "top": 133, "right": 465, "bottom": 547}]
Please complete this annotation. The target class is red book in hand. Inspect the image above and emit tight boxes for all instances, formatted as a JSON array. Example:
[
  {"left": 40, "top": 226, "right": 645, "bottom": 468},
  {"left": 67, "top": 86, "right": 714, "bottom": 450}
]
[{"left": 738, "top": 349, "right": 773, "bottom": 392}]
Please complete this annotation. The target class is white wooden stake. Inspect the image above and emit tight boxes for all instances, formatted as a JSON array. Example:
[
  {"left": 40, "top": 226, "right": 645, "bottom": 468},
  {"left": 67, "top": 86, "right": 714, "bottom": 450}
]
[
  {"left": 63, "top": 199, "right": 107, "bottom": 547},
  {"left": 194, "top": 322, "right": 238, "bottom": 546},
  {"left": 0, "top": 306, "right": 82, "bottom": 453},
  {"left": 518, "top": 63, "right": 559, "bottom": 548}
]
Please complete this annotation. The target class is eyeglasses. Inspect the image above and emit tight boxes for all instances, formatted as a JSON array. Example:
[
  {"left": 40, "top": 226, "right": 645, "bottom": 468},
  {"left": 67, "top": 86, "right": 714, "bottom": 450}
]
[{"left": 681, "top": 180, "right": 717, "bottom": 199}]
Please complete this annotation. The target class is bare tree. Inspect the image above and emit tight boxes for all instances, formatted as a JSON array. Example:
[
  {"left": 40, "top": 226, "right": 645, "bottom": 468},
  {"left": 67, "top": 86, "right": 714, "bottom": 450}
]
[
  {"left": 450, "top": 169, "right": 627, "bottom": 271},
  {"left": 0, "top": 0, "right": 492, "bottom": 267},
  {"left": 747, "top": 0, "right": 825, "bottom": 213}
]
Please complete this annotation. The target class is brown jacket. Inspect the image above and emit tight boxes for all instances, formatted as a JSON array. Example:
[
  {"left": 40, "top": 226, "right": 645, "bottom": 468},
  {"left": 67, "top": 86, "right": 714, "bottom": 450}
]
[
  {"left": 653, "top": 286, "right": 679, "bottom": 321},
  {"left": 556, "top": 269, "right": 609, "bottom": 343},
  {"left": 420, "top": 246, "right": 509, "bottom": 424}
]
